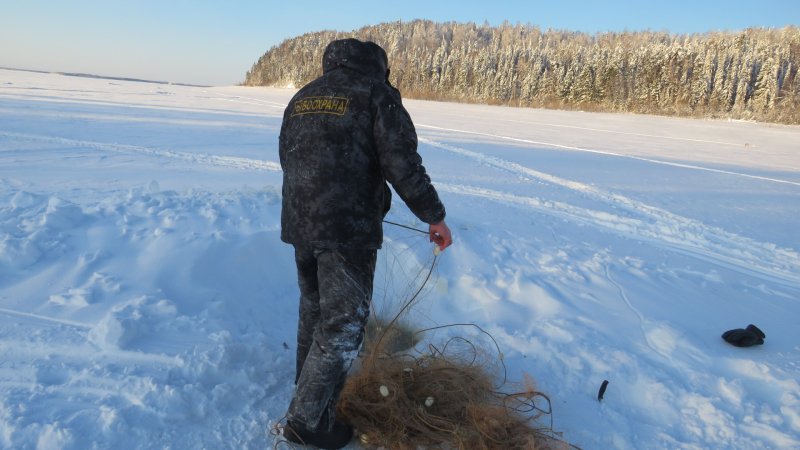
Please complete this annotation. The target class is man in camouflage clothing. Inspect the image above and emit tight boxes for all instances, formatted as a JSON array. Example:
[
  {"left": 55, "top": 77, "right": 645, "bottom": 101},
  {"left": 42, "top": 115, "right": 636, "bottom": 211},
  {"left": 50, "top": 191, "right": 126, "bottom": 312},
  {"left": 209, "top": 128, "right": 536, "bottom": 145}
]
[{"left": 279, "top": 38, "right": 452, "bottom": 449}]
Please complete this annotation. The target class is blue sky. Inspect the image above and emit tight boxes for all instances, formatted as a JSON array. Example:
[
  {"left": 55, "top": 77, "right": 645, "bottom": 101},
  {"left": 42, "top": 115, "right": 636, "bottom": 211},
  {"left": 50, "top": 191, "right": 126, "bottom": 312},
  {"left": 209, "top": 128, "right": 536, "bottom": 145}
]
[{"left": 1, "top": 0, "right": 798, "bottom": 86}]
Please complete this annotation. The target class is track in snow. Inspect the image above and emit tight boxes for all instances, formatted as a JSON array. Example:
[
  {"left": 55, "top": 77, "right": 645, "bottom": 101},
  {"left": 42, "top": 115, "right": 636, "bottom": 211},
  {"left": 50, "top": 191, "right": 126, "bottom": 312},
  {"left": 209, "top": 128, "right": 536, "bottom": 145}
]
[
  {"left": 417, "top": 124, "right": 800, "bottom": 186},
  {"left": 420, "top": 136, "right": 800, "bottom": 286},
  {"left": 0, "top": 131, "right": 281, "bottom": 172}
]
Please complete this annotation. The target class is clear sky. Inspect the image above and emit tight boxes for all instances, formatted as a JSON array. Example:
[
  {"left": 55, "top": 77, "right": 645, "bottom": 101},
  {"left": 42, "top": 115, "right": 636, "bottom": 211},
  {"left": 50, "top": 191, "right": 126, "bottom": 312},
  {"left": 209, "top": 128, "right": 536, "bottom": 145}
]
[{"left": 1, "top": 0, "right": 798, "bottom": 86}]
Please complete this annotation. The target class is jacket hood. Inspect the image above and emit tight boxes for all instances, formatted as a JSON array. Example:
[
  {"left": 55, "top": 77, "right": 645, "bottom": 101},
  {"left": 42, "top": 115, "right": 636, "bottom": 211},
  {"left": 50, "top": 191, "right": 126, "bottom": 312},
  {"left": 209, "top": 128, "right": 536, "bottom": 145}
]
[{"left": 322, "top": 38, "right": 388, "bottom": 81}]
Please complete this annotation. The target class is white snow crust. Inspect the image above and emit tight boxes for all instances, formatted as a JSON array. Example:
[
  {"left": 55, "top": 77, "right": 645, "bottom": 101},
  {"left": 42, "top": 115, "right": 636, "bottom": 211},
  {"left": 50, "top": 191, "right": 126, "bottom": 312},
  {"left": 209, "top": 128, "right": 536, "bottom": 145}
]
[{"left": 1, "top": 68, "right": 799, "bottom": 449}]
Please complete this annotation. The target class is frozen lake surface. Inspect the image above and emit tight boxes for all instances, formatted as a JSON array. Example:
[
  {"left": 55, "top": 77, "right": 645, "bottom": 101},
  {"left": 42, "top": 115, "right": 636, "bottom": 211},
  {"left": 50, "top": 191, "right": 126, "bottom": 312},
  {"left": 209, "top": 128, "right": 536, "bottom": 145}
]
[{"left": 1, "top": 68, "right": 799, "bottom": 449}]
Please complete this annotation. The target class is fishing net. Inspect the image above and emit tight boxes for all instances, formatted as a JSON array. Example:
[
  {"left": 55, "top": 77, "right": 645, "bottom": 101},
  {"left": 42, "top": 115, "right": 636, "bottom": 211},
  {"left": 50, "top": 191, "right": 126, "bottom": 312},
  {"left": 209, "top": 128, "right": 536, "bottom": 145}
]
[
  {"left": 336, "top": 226, "right": 572, "bottom": 449},
  {"left": 338, "top": 321, "right": 567, "bottom": 449}
]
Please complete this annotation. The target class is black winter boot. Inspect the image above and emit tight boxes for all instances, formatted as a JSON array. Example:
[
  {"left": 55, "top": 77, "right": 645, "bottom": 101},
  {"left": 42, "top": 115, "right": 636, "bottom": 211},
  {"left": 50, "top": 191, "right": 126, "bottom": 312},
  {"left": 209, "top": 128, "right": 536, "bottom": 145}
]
[{"left": 283, "top": 419, "right": 353, "bottom": 449}]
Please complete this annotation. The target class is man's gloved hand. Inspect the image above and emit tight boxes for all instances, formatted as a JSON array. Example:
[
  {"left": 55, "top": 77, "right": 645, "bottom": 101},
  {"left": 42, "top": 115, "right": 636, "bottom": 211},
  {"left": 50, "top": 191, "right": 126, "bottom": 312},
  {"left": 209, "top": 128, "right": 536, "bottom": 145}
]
[{"left": 722, "top": 324, "right": 766, "bottom": 347}]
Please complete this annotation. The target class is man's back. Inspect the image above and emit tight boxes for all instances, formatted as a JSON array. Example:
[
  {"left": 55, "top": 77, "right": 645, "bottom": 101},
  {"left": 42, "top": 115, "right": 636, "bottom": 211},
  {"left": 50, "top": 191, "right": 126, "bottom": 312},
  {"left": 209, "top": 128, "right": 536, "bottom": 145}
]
[{"left": 279, "top": 39, "right": 445, "bottom": 249}]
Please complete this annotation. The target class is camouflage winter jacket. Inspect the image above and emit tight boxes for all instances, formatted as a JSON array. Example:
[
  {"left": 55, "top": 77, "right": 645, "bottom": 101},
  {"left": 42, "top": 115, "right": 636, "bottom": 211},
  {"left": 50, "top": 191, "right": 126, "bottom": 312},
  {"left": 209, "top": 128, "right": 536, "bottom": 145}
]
[{"left": 279, "top": 38, "right": 446, "bottom": 249}]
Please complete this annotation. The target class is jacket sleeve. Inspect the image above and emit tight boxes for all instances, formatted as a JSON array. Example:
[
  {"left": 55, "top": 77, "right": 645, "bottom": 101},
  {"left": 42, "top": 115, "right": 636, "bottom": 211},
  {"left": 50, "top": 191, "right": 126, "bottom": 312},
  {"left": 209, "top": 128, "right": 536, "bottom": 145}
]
[{"left": 371, "top": 83, "right": 445, "bottom": 225}]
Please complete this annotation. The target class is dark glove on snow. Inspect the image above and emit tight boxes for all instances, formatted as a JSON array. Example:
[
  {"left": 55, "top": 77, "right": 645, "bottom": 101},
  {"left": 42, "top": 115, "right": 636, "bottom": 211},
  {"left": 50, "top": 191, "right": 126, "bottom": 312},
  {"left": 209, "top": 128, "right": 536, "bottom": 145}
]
[{"left": 722, "top": 324, "right": 765, "bottom": 347}]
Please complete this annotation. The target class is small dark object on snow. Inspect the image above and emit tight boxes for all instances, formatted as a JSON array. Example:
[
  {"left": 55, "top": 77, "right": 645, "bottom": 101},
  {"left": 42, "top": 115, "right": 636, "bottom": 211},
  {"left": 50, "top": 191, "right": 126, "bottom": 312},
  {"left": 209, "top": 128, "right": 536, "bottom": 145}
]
[
  {"left": 598, "top": 380, "right": 609, "bottom": 401},
  {"left": 722, "top": 324, "right": 766, "bottom": 347},
  {"left": 283, "top": 419, "right": 353, "bottom": 449}
]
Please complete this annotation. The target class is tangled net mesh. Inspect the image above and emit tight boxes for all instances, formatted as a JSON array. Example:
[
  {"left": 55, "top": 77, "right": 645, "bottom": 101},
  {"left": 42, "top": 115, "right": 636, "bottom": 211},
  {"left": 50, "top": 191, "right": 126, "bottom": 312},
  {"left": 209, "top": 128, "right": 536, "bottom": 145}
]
[
  {"left": 338, "top": 325, "right": 568, "bottom": 449},
  {"left": 296, "top": 227, "right": 577, "bottom": 450},
  {"left": 334, "top": 230, "right": 573, "bottom": 449}
]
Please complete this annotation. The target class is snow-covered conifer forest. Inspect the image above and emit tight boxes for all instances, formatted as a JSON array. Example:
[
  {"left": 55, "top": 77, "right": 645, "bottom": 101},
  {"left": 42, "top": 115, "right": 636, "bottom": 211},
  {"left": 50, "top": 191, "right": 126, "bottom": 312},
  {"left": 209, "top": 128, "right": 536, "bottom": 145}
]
[{"left": 246, "top": 20, "right": 800, "bottom": 124}]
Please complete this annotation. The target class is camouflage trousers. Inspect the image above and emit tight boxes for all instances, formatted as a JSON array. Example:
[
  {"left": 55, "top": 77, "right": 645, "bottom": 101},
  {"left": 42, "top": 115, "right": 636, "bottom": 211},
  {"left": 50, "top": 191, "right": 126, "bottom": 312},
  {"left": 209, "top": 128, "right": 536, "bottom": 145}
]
[{"left": 287, "top": 245, "right": 377, "bottom": 432}]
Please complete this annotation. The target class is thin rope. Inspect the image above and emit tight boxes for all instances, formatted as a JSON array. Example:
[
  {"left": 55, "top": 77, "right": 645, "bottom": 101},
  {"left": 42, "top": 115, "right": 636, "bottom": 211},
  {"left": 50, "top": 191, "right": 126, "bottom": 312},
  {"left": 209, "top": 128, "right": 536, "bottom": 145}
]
[{"left": 383, "top": 219, "right": 428, "bottom": 235}]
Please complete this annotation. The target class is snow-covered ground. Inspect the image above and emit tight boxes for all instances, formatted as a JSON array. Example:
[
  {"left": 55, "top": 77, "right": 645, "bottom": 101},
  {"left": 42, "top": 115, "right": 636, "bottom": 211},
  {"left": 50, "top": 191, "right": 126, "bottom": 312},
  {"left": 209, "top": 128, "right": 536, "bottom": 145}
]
[{"left": 1, "top": 68, "right": 799, "bottom": 449}]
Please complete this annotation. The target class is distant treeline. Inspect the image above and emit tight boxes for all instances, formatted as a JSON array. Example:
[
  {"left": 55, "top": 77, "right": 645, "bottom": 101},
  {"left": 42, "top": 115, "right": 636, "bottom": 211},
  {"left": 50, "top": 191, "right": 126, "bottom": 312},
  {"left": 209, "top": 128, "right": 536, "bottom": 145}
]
[{"left": 245, "top": 21, "right": 800, "bottom": 124}]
